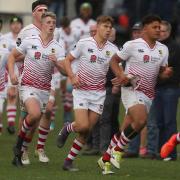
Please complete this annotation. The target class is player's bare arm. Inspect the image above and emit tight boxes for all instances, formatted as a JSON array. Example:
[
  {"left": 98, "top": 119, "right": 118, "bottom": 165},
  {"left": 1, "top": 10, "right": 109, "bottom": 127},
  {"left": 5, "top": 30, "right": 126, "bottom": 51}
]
[
  {"left": 64, "top": 53, "right": 81, "bottom": 89},
  {"left": 110, "top": 53, "right": 129, "bottom": 86},
  {"left": 48, "top": 54, "right": 67, "bottom": 75},
  {"left": 159, "top": 65, "right": 173, "bottom": 79},
  {"left": 8, "top": 48, "right": 23, "bottom": 85}
]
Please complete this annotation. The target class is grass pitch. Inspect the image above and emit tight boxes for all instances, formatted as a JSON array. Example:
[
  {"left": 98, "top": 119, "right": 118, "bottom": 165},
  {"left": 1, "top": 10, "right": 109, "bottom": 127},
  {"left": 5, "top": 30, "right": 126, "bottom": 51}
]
[{"left": 1, "top": 100, "right": 180, "bottom": 180}]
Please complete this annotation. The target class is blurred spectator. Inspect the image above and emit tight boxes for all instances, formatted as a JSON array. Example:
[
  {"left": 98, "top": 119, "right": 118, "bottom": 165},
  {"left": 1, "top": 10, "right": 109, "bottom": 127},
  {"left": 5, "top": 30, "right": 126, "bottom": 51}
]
[
  {"left": 48, "top": 0, "right": 66, "bottom": 26},
  {"left": 75, "top": 0, "right": 104, "bottom": 19},
  {"left": 71, "top": 2, "right": 96, "bottom": 39}
]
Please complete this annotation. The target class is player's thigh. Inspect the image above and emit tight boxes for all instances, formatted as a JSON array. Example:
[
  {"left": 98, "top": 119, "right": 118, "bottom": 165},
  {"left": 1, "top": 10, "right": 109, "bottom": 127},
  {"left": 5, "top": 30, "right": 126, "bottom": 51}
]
[
  {"left": 88, "top": 110, "right": 100, "bottom": 130},
  {"left": 74, "top": 109, "right": 89, "bottom": 130}
]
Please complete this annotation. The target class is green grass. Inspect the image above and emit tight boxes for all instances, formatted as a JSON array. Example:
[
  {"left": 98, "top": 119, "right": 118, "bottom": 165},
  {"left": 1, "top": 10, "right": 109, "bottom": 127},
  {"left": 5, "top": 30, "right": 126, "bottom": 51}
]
[{"left": 1, "top": 99, "right": 180, "bottom": 180}]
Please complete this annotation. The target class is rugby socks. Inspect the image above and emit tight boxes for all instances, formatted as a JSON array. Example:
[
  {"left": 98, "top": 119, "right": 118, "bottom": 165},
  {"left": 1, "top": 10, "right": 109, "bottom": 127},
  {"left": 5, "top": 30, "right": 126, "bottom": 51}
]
[
  {"left": 66, "top": 139, "right": 84, "bottom": 161},
  {"left": 115, "top": 125, "right": 138, "bottom": 151},
  {"left": 21, "top": 137, "right": 32, "bottom": 152},
  {"left": 19, "top": 117, "right": 32, "bottom": 139},
  {"left": 36, "top": 125, "right": 50, "bottom": 150},
  {"left": 66, "top": 123, "right": 75, "bottom": 133},
  {"left": 102, "top": 133, "right": 120, "bottom": 162},
  {"left": 7, "top": 105, "right": 16, "bottom": 127}
]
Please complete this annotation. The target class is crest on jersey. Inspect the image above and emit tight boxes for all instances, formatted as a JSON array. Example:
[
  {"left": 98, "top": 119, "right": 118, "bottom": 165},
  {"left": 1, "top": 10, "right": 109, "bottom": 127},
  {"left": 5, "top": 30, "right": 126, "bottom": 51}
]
[
  {"left": 159, "top": 50, "right": 163, "bottom": 56},
  {"left": 90, "top": 55, "right": 97, "bottom": 63},
  {"left": 34, "top": 51, "right": 41, "bottom": 60},
  {"left": 106, "top": 51, "right": 111, "bottom": 57},
  {"left": 51, "top": 48, "right": 55, "bottom": 53},
  {"left": 143, "top": 55, "right": 150, "bottom": 63}
]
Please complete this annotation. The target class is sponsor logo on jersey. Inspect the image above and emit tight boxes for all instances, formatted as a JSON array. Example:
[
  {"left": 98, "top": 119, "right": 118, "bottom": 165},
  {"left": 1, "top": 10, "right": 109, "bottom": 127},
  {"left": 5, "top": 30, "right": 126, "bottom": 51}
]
[
  {"left": 32, "top": 45, "right": 37, "bottom": 49},
  {"left": 143, "top": 55, "right": 150, "bottom": 63},
  {"left": 97, "top": 57, "right": 106, "bottom": 64},
  {"left": 138, "top": 49, "right": 144, "bottom": 53},
  {"left": 90, "top": 55, "right": 97, "bottom": 63},
  {"left": 34, "top": 51, "right": 41, "bottom": 60},
  {"left": 88, "top": 48, "right": 94, "bottom": 53}
]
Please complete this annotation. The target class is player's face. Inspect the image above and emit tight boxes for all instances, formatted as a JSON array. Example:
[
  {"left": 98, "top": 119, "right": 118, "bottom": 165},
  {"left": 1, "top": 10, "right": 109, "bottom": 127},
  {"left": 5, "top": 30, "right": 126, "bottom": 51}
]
[
  {"left": 10, "top": 22, "right": 23, "bottom": 34},
  {"left": 42, "top": 16, "right": 56, "bottom": 35},
  {"left": 97, "top": 22, "right": 112, "bottom": 40},
  {"left": 33, "top": 6, "right": 48, "bottom": 22},
  {"left": 144, "top": 21, "right": 160, "bottom": 40}
]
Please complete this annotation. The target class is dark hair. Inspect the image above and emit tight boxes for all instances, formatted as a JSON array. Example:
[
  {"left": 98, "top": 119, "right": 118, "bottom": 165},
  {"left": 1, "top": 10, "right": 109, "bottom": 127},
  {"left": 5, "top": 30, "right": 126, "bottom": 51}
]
[
  {"left": 142, "top": 14, "right": 161, "bottom": 27},
  {"left": 0, "top": 19, "right": 2, "bottom": 25},
  {"left": 10, "top": 16, "right": 23, "bottom": 24},
  {"left": 32, "top": 0, "right": 48, "bottom": 12},
  {"left": 60, "top": 17, "right": 70, "bottom": 28},
  {"left": 96, "top": 15, "right": 114, "bottom": 26}
]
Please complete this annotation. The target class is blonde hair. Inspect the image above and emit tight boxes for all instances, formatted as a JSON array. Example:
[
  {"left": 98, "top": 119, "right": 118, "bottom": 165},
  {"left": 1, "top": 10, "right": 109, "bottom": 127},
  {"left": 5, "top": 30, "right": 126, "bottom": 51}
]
[{"left": 41, "top": 11, "right": 56, "bottom": 21}]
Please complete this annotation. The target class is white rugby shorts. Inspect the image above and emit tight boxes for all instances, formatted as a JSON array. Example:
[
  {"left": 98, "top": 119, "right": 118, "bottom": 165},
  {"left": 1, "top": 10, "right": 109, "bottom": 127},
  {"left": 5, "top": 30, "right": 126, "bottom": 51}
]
[
  {"left": 73, "top": 89, "right": 106, "bottom": 115},
  {"left": 121, "top": 87, "right": 152, "bottom": 113},
  {"left": 19, "top": 86, "right": 50, "bottom": 113}
]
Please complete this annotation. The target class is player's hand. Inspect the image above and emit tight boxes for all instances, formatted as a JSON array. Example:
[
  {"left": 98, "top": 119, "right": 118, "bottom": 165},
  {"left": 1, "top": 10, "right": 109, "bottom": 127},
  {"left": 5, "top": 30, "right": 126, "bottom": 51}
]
[
  {"left": 10, "top": 74, "right": 18, "bottom": 85},
  {"left": 111, "top": 75, "right": 130, "bottom": 86},
  {"left": 48, "top": 54, "right": 58, "bottom": 64},
  {"left": 162, "top": 66, "right": 173, "bottom": 77},
  {"left": 71, "top": 75, "right": 81, "bottom": 89}
]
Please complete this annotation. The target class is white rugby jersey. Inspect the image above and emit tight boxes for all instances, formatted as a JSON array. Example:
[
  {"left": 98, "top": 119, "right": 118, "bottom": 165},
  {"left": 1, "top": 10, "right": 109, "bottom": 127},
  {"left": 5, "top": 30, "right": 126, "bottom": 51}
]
[
  {"left": 3, "top": 32, "right": 16, "bottom": 50},
  {"left": 70, "top": 37, "right": 118, "bottom": 91},
  {"left": 0, "top": 37, "right": 10, "bottom": 91},
  {"left": 17, "top": 35, "right": 65, "bottom": 91},
  {"left": 70, "top": 18, "right": 96, "bottom": 39},
  {"left": 55, "top": 27, "right": 80, "bottom": 54},
  {"left": 117, "top": 38, "right": 168, "bottom": 99}
]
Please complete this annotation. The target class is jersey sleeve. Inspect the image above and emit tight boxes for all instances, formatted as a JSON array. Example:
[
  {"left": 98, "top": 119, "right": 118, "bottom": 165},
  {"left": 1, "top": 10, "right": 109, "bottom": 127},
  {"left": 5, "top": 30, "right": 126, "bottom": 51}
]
[
  {"left": 160, "top": 46, "right": 169, "bottom": 67},
  {"left": 69, "top": 40, "right": 83, "bottom": 59},
  {"left": 57, "top": 45, "right": 65, "bottom": 61},
  {"left": 116, "top": 41, "right": 132, "bottom": 61},
  {"left": 16, "top": 38, "right": 29, "bottom": 55}
]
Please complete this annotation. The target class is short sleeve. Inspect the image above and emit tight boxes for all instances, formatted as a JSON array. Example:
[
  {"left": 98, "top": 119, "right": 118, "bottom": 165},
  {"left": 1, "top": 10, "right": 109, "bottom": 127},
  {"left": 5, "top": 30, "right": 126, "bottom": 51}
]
[
  {"left": 16, "top": 38, "right": 29, "bottom": 55},
  {"left": 116, "top": 41, "right": 132, "bottom": 61},
  {"left": 57, "top": 45, "right": 65, "bottom": 61},
  {"left": 160, "top": 46, "right": 169, "bottom": 67},
  {"left": 70, "top": 40, "right": 83, "bottom": 59}
]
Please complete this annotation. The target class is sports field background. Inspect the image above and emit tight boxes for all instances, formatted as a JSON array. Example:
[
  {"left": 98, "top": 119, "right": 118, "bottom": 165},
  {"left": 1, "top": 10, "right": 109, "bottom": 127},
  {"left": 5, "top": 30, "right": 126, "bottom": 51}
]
[{"left": 1, "top": 93, "right": 180, "bottom": 180}]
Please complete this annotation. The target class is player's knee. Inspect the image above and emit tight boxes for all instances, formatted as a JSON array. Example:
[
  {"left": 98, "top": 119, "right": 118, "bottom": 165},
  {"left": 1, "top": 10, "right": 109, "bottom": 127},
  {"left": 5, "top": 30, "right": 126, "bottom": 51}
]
[
  {"left": 75, "top": 123, "right": 89, "bottom": 133},
  {"left": 29, "top": 112, "right": 41, "bottom": 122},
  {"left": 7, "top": 90, "right": 16, "bottom": 100}
]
